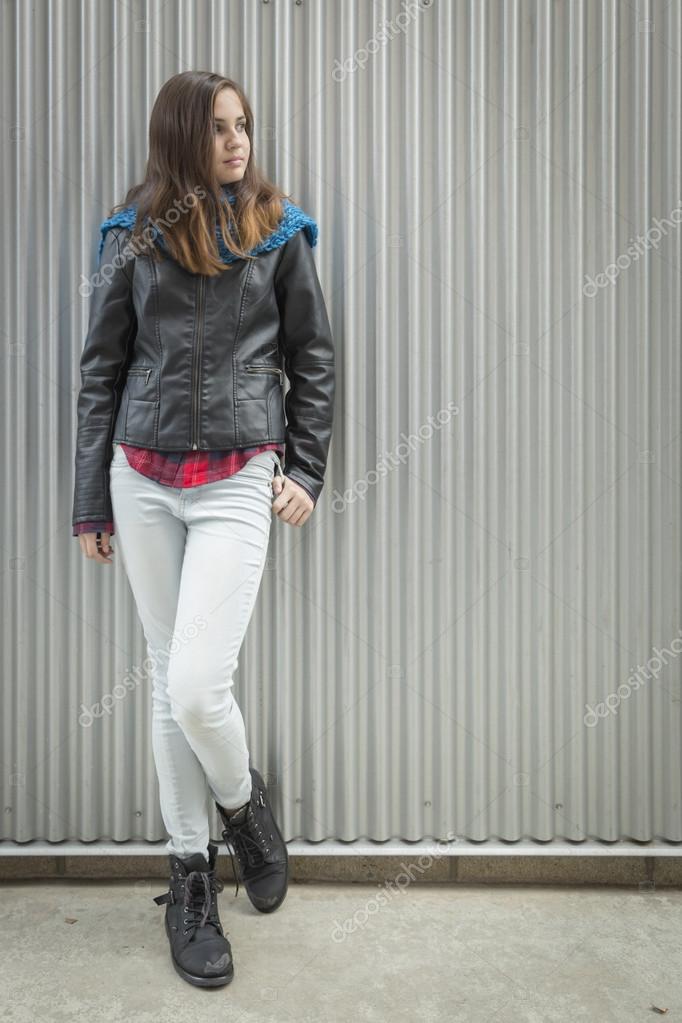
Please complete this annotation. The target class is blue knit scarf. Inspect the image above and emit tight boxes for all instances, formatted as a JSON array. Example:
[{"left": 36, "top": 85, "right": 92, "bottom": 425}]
[{"left": 98, "top": 188, "right": 318, "bottom": 263}]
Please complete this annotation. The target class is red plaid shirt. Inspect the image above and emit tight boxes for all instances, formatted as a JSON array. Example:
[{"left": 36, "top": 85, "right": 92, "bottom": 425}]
[{"left": 72, "top": 441, "right": 312, "bottom": 536}]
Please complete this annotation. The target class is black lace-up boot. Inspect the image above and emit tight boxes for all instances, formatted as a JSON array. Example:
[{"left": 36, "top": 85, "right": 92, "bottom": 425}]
[
  {"left": 152, "top": 841, "right": 234, "bottom": 987},
  {"left": 216, "top": 766, "right": 289, "bottom": 913}
]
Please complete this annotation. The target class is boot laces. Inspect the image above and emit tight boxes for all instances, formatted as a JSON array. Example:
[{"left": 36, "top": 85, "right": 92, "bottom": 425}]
[
  {"left": 182, "top": 868, "right": 224, "bottom": 936},
  {"left": 221, "top": 798, "right": 273, "bottom": 897}
]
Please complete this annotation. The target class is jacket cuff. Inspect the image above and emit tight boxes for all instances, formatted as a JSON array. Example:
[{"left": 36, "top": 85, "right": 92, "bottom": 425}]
[
  {"left": 73, "top": 521, "right": 115, "bottom": 537},
  {"left": 283, "top": 467, "right": 323, "bottom": 506}
]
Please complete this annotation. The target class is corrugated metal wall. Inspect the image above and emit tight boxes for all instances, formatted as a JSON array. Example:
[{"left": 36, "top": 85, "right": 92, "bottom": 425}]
[{"left": 2, "top": 0, "right": 681, "bottom": 850}]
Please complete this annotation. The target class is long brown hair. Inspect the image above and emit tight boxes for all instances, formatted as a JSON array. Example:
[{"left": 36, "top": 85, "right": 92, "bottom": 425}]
[{"left": 110, "top": 71, "right": 290, "bottom": 276}]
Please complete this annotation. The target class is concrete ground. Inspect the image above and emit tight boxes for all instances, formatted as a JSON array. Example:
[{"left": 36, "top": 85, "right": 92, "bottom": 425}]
[{"left": 1, "top": 879, "right": 680, "bottom": 1022}]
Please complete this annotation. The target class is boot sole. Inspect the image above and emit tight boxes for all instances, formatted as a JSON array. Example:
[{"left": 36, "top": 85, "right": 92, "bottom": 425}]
[{"left": 164, "top": 915, "right": 234, "bottom": 987}]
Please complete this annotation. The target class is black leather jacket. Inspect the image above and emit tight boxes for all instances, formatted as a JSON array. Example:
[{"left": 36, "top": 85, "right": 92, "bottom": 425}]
[{"left": 72, "top": 223, "right": 335, "bottom": 529}]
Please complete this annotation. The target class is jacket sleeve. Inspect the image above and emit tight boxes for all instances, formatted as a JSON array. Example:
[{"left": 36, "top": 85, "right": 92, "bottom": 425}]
[
  {"left": 72, "top": 227, "right": 136, "bottom": 531},
  {"left": 274, "top": 229, "right": 336, "bottom": 505}
]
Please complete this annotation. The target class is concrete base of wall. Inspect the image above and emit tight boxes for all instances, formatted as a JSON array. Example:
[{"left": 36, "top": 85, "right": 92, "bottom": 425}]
[{"left": 1, "top": 855, "right": 681, "bottom": 885}]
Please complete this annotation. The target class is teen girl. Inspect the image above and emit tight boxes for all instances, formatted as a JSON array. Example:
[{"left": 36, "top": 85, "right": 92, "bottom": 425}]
[{"left": 72, "top": 70, "right": 335, "bottom": 988}]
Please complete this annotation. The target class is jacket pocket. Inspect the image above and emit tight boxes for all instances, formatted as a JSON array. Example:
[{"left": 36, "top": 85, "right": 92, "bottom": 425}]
[
  {"left": 267, "top": 383, "right": 285, "bottom": 438},
  {"left": 245, "top": 365, "right": 283, "bottom": 381},
  {"left": 123, "top": 367, "right": 158, "bottom": 444},
  {"left": 126, "top": 367, "right": 152, "bottom": 384},
  {"left": 125, "top": 398, "right": 157, "bottom": 443}
]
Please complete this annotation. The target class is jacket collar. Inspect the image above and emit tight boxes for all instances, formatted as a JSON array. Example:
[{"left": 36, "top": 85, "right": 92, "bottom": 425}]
[{"left": 98, "top": 189, "right": 318, "bottom": 263}]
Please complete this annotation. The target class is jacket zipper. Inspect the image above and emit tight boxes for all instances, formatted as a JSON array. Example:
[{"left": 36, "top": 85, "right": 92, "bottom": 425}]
[
  {"left": 127, "top": 368, "right": 152, "bottom": 383},
  {"left": 245, "top": 365, "right": 283, "bottom": 380},
  {"left": 191, "top": 276, "right": 206, "bottom": 450}
]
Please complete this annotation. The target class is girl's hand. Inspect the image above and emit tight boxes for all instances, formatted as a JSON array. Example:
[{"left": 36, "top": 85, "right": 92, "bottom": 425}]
[
  {"left": 78, "top": 532, "right": 115, "bottom": 564},
  {"left": 271, "top": 475, "right": 314, "bottom": 527}
]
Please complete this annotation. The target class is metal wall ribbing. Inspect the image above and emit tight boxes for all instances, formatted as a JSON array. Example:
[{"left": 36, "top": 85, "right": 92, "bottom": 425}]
[{"left": 2, "top": 0, "right": 681, "bottom": 848}]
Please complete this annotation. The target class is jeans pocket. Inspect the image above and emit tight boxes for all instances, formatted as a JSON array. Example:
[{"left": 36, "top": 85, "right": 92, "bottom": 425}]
[
  {"left": 110, "top": 443, "right": 128, "bottom": 469},
  {"left": 237, "top": 451, "right": 276, "bottom": 491}
]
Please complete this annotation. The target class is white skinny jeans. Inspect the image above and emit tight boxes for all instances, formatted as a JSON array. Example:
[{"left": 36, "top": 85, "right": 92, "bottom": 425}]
[{"left": 109, "top": 442, "right": 281, "bottom": 859}]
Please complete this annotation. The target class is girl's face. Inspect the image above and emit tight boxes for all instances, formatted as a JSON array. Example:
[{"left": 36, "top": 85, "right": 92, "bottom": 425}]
[{"left": 213, "top": 88, "right": 250, "bottom": 185}]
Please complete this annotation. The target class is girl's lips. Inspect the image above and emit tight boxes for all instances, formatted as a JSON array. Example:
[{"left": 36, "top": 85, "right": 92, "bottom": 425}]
[{"left": 224, "top": 158, "right": 243, "bottom": 164}]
